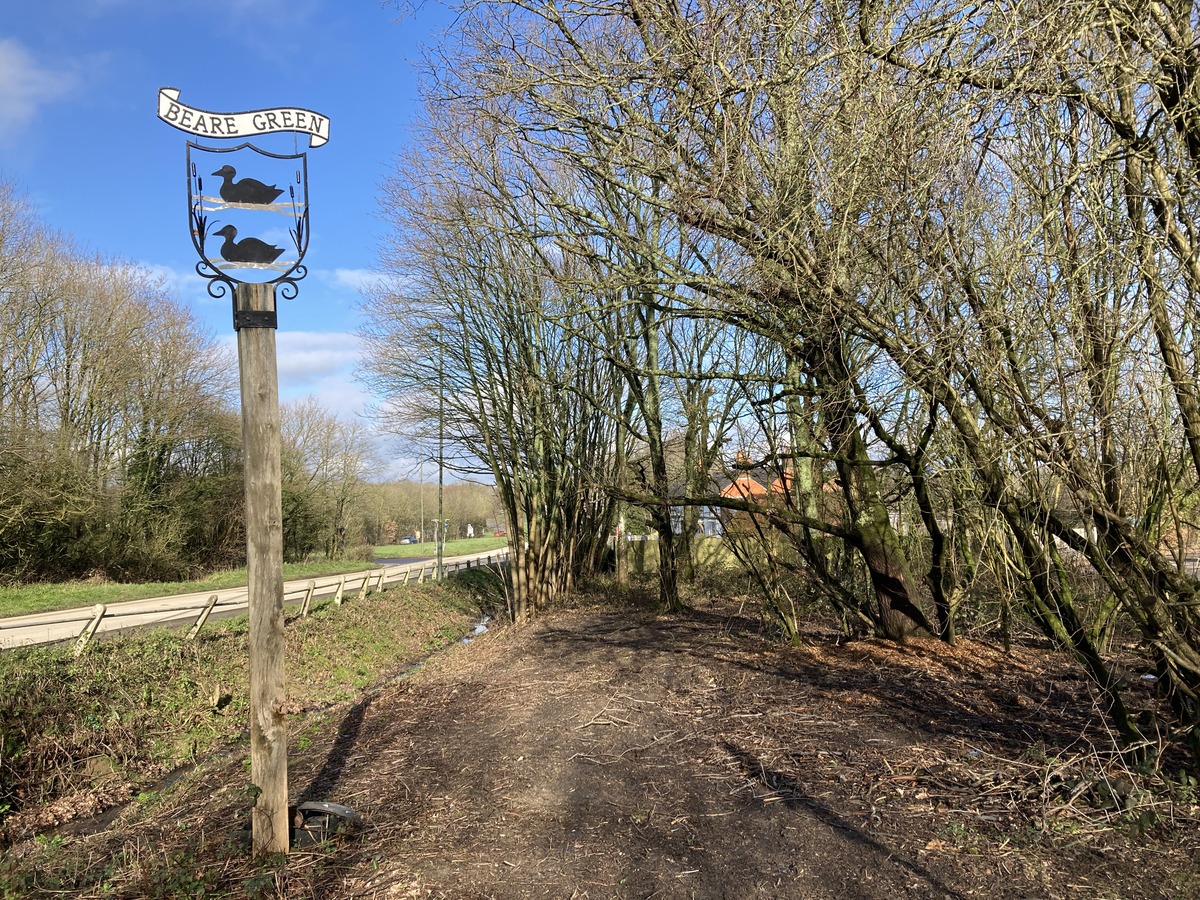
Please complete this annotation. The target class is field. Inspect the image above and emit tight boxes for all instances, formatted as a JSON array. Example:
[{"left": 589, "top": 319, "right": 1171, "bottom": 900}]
[
  {"left": 0, "top": 540, "right": 509, "bottom": 619},
  {"left": 373, "top": 536, "right": 508, "bottom": 559}
]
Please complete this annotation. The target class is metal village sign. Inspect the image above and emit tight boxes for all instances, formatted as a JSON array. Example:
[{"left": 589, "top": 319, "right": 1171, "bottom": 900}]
[
  {"left": 157, "top": 87, "right": 329, "bottom": 315},
  {"left": 157, "top": 87, "right": 333, "bottom": 857}
]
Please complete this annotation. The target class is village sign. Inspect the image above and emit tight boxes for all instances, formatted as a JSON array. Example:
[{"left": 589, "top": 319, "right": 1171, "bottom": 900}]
[
  {"left": 156, "top": 87, "right": 336, "bottom": 856},
  {"left": 156, "top": 87, "right": 330, "bottom": 324}
]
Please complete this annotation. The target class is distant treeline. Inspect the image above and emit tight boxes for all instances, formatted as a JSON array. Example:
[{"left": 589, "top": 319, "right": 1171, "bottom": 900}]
[{"left": 0, "top": 178, "right": 395, "bottom": 584}]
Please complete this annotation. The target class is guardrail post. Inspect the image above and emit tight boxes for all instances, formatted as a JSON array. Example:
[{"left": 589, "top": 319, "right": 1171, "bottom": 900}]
[
  {"left": 186, "top": 594, "right": 221, "bottom": 641},
  {"left": 402, "top": 569, "right": 411, "bottom": 585},
  {"left": 355, "top": 574, "right": 370, "bottom": 603},
  {"left": 333, "top": 576, "right": 346, "bottom": 606},
  {"left": 72, "top": 604, "right": 107, "bottom": 657},
  {"left": 300, "top": 580, "right": 316, "bottom": 617}
]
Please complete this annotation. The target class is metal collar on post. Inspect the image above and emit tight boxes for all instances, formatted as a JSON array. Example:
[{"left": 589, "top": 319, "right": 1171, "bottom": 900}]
[{"left": 234, "top": 309, "right": 278, "bottom": 330}]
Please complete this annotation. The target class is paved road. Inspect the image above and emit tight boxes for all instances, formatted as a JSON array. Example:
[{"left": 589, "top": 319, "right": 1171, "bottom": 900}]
[{"left": 0, "top": 549, "right": 508, "bottom": 650}]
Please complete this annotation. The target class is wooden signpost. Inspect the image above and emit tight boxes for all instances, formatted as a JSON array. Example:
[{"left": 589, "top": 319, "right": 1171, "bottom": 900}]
[
  {"left": 159, "top": 89, "right": 329, "bottom": 856},
  {"left": 236, "top": 281, "right": 289, "bottom": 854}
]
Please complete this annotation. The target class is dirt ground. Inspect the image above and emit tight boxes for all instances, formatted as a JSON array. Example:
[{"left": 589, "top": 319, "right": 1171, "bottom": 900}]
[
  {"left": 283, "top": 595, "right": 1199, "bottom": 899},
  {"left": 17, "top": 594, "right": 1200, "bottom": 898}
]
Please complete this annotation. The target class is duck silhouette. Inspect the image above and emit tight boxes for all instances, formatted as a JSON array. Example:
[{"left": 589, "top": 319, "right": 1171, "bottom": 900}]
[
  {"left": 213, "top": 225, "right": 285, "bottom": 264},
  {"left": 211, "top": 165, "right": 284, "bottom": 205}
]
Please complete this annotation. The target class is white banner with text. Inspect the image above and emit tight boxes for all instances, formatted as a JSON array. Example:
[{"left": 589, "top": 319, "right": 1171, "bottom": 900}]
[{"left": 157, "top": 87, "right": 329, "bottom": 147}]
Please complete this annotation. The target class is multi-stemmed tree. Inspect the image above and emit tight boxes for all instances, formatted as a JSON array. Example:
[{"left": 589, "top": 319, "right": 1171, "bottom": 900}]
[{"left": 369, "top": 0, "right": 1200, "bottom": 759}]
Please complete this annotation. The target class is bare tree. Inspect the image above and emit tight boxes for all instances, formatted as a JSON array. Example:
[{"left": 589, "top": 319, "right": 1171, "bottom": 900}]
[
  {"left": 280, "top": 398, "right": 378, "bottom": 561},
  {"left": 363, "top": 107, "right": 623, "bottom": 621},
  {"left": 381, "top": 0, "right": 1200, "bottom": 757},
  {"left": 0, "top": 177, "right": 240, "bottom": 581}
]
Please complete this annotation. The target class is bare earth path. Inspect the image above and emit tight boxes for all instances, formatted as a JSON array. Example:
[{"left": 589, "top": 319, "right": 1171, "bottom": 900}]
[{"left": 258, "top": 598, "right": 1196, "bottom": 899}]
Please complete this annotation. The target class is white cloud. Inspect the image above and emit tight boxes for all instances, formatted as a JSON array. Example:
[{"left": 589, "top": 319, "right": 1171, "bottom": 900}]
[
  {"left": 216, "top": 328, "right": 373, "bottom": 424},
  {"left": 0, "top": 39, "right": 78, "bottom": 147},
  {"left": 275, "top": 330, "right": 360, "bottom": 384},
  {"left": 288, "top": 375, "right": 372, "bottom": 419},
  {"left": 216, "top": 329, "right": 358, "bottom": 382},
  {"left": 377, "top": 451, "right": 425, "bottom": 483},
  {"left": 139, "top": 262, "right": 200, "bottom": 299},
  {"left": 320, "top": 267, "right": 385, "bottom": 294}
]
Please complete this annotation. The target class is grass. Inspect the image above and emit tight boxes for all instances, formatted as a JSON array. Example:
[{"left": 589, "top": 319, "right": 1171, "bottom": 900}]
[
  {"left": 0, "top": 571, "right": 492, "bottom": 869},
  {"left": 0, "top": 560, "right": 380, "bottom": 619},
  {"left": 0, "top": 565, "right": 497, "bottom": 897},
  {"left": 373, "top": 536, "right": 508, "bottom": 559}
]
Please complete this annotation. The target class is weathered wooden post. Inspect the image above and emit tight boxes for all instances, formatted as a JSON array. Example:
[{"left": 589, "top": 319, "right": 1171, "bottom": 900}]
[
  {"left": 158, "top": 87, "right": 331, "bottom": 856},
  {"left": 300, "top": 580, "right": 317, "bottom": 617},
  {"left": 72, "top": 604, "right": 107, "bottom": 657},
  {"left": 236, "top": 280, "right": 289, "bottom": 854},
  {"left": 186, "top": 593, "right": 221, "bottom": 641}
]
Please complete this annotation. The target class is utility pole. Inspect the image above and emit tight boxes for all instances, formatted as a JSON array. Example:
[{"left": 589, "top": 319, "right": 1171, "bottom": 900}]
[{"left": 437, "top": 329, "right": 445, "bottom": 580}]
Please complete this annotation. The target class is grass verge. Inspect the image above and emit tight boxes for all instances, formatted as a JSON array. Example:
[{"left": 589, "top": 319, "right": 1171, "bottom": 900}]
[
  {"left": 0, "top": 568, "right": 495, "bottom": 868},
  {"left": 373, "top": 536, "right": 508, "bottom": 559}
]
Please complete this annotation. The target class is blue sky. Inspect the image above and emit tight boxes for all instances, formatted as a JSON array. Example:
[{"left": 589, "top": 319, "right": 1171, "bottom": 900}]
[{"left": 0, "top": 0, "right": 450, "bottom": 430}]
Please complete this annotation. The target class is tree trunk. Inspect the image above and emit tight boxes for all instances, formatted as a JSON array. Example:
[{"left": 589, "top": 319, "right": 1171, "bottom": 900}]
[
  {"left": 818, "top": 336, "right": 933, "bottom": 640},
  {"left": 651, "top": 505, "right": 683, "bottom": 613},
  {"left": 853, "top": 504, "right": 934, "bottom": 640}
]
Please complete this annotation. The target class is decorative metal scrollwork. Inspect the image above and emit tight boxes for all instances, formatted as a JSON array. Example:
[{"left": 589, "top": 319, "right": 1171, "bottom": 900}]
[
  {"left": 277, "top": 265, "right": 307, "bottom": 301},
  {"left": 185, "top": 142, "right": 311, "bottom": 297},
  {"left": 195, "top": 259, "right": 235, "bottom": 300}
]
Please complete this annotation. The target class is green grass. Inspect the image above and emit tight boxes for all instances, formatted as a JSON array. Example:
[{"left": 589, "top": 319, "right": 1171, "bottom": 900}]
[
  {"left": 0, "top": 573, "right": 491, "bottom": 895},
  {"left": 0, "top": 560, "right": 378, "bottom": 618},
  {"left": 374, "top": 536, "right": 508, "bottom": 559}
]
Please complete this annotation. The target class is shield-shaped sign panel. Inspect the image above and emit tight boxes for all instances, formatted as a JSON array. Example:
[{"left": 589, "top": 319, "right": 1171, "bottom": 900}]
[{"left": 187, "top": 142, "right": 309, "bottom": 286}]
